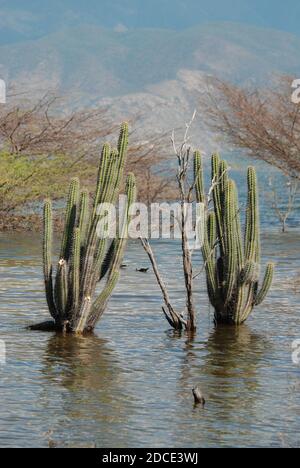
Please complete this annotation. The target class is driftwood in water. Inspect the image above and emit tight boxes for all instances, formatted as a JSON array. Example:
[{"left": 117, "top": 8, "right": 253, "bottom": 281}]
[
  {"left": 193, "top": 386, "right": 206, "bottom": 406},
  {"left": 28, "top": 321, "right": 59, "bottom": 332},
  {"left": 28, "top": 321, "right": 72, "bottom": 332}
]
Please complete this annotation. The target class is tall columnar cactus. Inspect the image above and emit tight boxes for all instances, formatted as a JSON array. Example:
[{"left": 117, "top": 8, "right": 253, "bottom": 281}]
[
  {"left": 41, "top": 123, "right": 136, "bottom": 334},
  {"left": 194, "top": 153, "right": 274, "bottom": 325}
]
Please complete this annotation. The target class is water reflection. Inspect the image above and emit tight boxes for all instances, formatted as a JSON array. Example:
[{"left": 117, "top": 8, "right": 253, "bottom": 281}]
[
  {"left": 204, "top": 326, "right": 267, "bottom": 411},
  {"left": 205, "top": 325, "right": 268, "bottom": 376},
  {"left": 39, "top": 333, "right": 134, "bottom": 447},
  {"left": 42, "top": 333, "right": 118, "bottom": 390},
  {"left": 176, "top": 325, "right": 267, "bottom": 405}
]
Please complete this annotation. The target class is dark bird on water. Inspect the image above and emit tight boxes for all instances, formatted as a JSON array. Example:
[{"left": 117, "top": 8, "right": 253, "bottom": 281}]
[
  {"left": 121, "top": 264, "right": 128, "bottom": 269},
  {"left": 136, "top": 268, "right": 149, "bottom": 273},
  {"left": 192, "top": 386, "right": 206, "bottom": 407}
]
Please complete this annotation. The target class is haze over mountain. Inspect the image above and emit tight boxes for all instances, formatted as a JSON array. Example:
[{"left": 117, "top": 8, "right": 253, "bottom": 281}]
[
  {"left": 1, "top": 22, "right": 299, "bottom": 99},
  {"left": 1, "top": 1, "right": 300, "bottom": 145}
]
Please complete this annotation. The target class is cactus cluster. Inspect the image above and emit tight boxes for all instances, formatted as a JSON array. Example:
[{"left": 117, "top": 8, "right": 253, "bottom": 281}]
[
  {"left": 194, "top": 153, "right": 274, "bottom": 325},
  {"left": 43, "top": 123, "right": 136, "bottom": 334}
]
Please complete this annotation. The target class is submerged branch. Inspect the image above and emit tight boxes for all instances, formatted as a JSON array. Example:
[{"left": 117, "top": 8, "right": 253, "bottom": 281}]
[{"left": 139, "top": 237, "right": 186, "bottom": 330}]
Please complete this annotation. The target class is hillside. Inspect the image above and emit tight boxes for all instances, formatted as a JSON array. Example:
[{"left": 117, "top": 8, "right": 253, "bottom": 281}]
[
  {"left": 1, "top": 22, "right": 300, "bottom": 100},
  {"left": 1, "top": 21, "right": 300, "bottom": 146}
]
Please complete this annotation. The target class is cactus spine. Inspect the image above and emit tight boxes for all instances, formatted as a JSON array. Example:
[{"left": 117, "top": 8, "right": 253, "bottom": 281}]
[
  {"left": 42, "top": 123, "right": 136, "bottom": 333},
  {"left": 195, "top": 153, "right": 274, "bottom": 325}
]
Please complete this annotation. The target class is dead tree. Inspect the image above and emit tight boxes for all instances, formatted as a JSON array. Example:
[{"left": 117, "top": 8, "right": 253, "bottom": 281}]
[
  {"left": 202, "top": 76, "right": 300, "bottom": 180},
  {"left": 0, "top": 90, "right": 115, "bottom": 216},
  {"left": 268, "top": 177, "right": 299, "bottom": 232},
  {"left": 140, "top": 113, "right": 202, "bottom": 332},
  {"left": 0, "top": 91, "right": 114, "bottom": 158},
  {"left": 201, "top": 76, "right": 300, "bottom": 232}
]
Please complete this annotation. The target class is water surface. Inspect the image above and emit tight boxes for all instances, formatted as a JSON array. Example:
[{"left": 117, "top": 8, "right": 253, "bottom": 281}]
[{"left": 0, "top": 226, "right": 300, "bottom": 448}]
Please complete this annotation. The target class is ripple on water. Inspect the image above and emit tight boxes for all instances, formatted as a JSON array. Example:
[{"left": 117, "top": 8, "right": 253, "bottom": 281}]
[{"left": 0, "top": 230, "right": 299, "bottom": 447}]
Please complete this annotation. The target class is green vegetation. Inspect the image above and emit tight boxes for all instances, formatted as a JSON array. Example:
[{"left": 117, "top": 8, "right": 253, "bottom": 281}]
[
  {"left": 0, "top": 151, "right": 96, "bottom": 225},
  {"left": 41, "top": 123, "right": 136, "bottom": 334},
  {"left": 195, "top": 152, "right": 274, "bottom": 325}
]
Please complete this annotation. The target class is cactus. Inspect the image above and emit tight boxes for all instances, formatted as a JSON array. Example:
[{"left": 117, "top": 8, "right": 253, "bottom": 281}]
[
  {"left": 195, "top": 153, "right": 274, "bottom": 325},
  {"left": 41, "top": 123, "right": 136, "bottom": 334}
]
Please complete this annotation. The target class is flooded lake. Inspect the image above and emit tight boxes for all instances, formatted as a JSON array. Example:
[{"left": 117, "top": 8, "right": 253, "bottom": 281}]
[{"left": 0, "top": 223, "right": 300, "bottom": 448}]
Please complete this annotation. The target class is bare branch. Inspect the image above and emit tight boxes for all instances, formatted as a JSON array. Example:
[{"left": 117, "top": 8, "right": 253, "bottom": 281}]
[
  {"left": 139, "top": 237, "right": 186, "bottom": 329},
  {"left": 201, "top": 76, "right": 300, "bottom": 180}
]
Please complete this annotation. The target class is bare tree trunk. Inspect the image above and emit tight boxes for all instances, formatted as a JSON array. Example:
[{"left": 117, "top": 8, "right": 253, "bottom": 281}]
[
  {"left": 139, "top": 112, "right": 199, "bottom": 332},
  {"left": 180, "top": 203, "right": 196, "bottom": 330}
]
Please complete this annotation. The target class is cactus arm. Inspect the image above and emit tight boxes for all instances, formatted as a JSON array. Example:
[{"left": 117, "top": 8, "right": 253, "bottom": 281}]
[
  {"left": 93, "top": 271, "right": 120, "bottom": 314},
  {"left": 80, "top": 150, "right": 118, "bottom": 298},
  {"left": 241, "top": 285, "right": 257, "bottom": 323},
  {"left": 60, "top": 178, "right": 79, "bottom": 261},
  {"left": 224, "top": 180, "right": 238, "bottom": 305},
  {"left": 97, "top": 149, "right": 120, "bottom": 206},
  {"left": 78, "top": 190, "right": 89, "bottom": 249},
  {"left": 55, "top": 259, "right": 68, "bottom": 320},
  {"left": 194, "top": 151, "right": 205, "bottom": 203},
  {"left": 236, "top": 262, "right": 259, "bottom": 324},
  {"left": 43, "top": 200, "right": 57, "bottom": 320},
  {"left": 72, "top": 228, "right": 81, "bottom": 313},
  {"left": 111, "top": 122, "right": 129, "bottom": 202},
  {"left": 245, "top": 167, "right": 260, "bottom": 263},
  {"left": 219, "top": 159, "right": 229, "bottom": 252},
  {"left": 212, "top": 154, "right": 227, "bottom": 255},
  {"left": 201, "top": 213, "right": 220, "bottom": 309},
  {"left": 211, "top": 154, "right": 221, "bottom": 225},
  {"left": 93, "top": 122, "right": 128, "bottom": 212},
  {"left": 92, "top": 143, "right": 111, "bottom": 219},
  {"left": 232, "top": 182, "right": 244, "bottom": 271},
  {"left": 255, "top": 263, "right": 274, "bottom": 305},
  {"left": 72, "top": 296, "right": 92, "bottom": 334},
  {"left": 93, "top": 134, "right": 130, "bottom": 280},
  {"left": 99, "top": 240, "right": 116, "bottom": 280},
  {"left": 202, "top": 239, "right": 218, "bottom": 307},
  {"left": 87, "top": 271, "right": 120, "bottom": 331},
  {"left": 84, "top": 238, "right": 108, "bottom": 301},
  {"left": 234, "top": 286, "right": 246, "bottom": 325},
  {"left": 43, "top": 200, "right": 52, "bottom": 281},
  {"left": 219, "top": 160, "right": 229, "bottom": 202},
  {"left": 207, "top": 210, "right": 217, "bottom": 250},
  {"left": 107, "top": 173, "right": 136, "bottom": 277}
]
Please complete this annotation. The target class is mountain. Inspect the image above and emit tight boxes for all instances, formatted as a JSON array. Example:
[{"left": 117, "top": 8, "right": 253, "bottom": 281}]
[
  {"left": 1, "top": 22, "right": 300, "bottom": 101},
  {"left": 1, "top": 0, "right": 300, "bottom": 45},
  {"left": 1, "top": 21, "right": 300, "bottom": 146}
]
